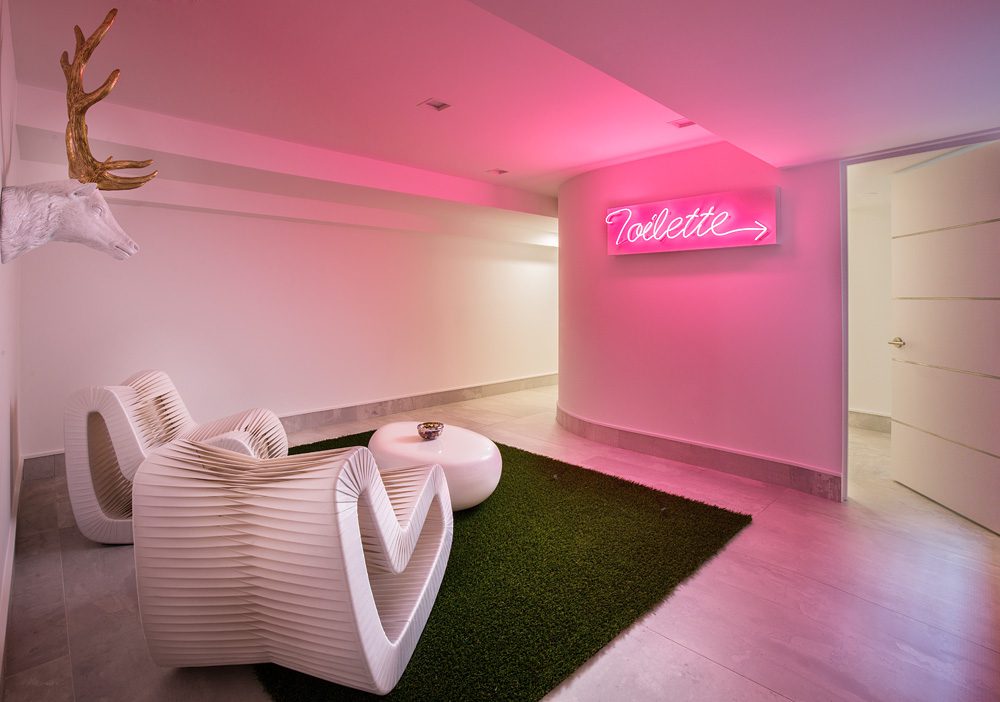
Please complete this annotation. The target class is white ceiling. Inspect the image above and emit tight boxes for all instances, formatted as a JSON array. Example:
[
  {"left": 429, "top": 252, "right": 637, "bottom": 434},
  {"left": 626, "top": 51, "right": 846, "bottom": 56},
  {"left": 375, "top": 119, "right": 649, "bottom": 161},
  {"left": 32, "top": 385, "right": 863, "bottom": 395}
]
[{"left": 9, "top": 0, "right": 1000, "bottom": 197}]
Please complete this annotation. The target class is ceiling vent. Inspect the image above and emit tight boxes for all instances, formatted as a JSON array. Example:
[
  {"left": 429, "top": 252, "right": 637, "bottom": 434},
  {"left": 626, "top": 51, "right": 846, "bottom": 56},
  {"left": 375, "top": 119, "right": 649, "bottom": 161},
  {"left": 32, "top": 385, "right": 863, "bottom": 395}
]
[
  {"left": 668, "top": 118, "right": 696, "bottom": 128},
  {"left": 418, "top": 97, "right": 451, "bottom": 112},
  {"left": 486, "top": 168, "right": 509, "bottom": 175}
]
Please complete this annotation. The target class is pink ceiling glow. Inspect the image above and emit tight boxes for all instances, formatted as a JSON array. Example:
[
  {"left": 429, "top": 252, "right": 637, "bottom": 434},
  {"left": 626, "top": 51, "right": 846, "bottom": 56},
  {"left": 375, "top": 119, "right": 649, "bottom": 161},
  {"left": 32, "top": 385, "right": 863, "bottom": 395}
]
[
  {"left": 9, "top": 0, "right": 716, "bottom": 195},
  {"left": 10, "top": 1, "right": 998, "bottom": 195}
]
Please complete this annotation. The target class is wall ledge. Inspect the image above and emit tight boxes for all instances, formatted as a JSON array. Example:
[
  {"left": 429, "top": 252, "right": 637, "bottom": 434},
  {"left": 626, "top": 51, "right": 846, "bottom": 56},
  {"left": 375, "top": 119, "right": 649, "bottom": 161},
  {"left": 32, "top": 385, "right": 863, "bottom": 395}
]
[
  {"left": 14, "top": 126, "right": 560, "bottom": 249},
  {"left": 556, "top": 405, "right": 843, "bottom": 502},
  {"left": 22, "top": 374, "right": 560, "bottom": 469},
  {"left": 281, "top": 373, "right": 558, "bottom": 434}
]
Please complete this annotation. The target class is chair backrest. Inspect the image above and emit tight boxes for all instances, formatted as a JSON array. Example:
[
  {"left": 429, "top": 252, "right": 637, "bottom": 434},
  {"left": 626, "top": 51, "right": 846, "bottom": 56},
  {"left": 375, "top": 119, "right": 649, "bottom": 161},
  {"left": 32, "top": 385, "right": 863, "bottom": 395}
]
[
  {"left": 121, "top": 370, "right": 195, "bottom": 450},
  {"left": 83, "top": 403, "right": 134, "bottom": 522},
  {"left": 65, "top": 383, "right": 149, "bottom": 544},
  {"left": 64, "top": 370, "right": 195, "bottom": 544},
  {"left": 184, "top": 406, "right": 289, "bottom": 460},
  {"left": 65, "top": 370, "right": 290, "bottom": 546}
]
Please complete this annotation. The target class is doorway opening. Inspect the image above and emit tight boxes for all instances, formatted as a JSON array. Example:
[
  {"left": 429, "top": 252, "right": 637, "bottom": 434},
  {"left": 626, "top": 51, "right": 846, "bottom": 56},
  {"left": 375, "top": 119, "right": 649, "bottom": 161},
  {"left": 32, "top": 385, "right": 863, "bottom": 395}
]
[
  {"left": 844, "top": 148, "right": 956, "bottom": 499},
  {"left": 842, "top": 133, "right": 1000, "bottom": 533}
]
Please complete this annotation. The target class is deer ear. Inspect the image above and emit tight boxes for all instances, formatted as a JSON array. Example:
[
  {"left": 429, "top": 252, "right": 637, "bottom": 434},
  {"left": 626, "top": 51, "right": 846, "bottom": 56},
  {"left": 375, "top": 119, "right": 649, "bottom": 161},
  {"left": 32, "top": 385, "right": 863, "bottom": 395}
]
[{"left": 71, "top": 182, "right": 99, "bottom": 197}]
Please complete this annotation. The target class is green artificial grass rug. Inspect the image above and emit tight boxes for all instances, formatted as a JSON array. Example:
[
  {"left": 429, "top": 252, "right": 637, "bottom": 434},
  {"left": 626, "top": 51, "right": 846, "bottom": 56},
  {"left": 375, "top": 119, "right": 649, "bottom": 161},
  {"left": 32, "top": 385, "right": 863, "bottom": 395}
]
[{"left": 255, "top": 431, "right": 751, "bottom": 701}]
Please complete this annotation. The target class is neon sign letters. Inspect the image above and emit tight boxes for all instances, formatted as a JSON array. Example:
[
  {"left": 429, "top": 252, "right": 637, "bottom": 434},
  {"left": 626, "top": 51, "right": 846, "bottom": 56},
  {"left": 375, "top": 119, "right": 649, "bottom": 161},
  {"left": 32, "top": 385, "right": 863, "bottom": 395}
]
[{"left": 606, "top": 188, "right": 778, "bottom": 255}]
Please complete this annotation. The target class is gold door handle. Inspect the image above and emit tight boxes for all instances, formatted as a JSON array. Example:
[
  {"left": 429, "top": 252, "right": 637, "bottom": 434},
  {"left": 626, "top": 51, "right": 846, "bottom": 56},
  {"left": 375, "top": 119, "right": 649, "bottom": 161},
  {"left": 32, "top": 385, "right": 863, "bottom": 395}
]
[{"left": 888, "top": 337, "right": 906, "bottom": 348}]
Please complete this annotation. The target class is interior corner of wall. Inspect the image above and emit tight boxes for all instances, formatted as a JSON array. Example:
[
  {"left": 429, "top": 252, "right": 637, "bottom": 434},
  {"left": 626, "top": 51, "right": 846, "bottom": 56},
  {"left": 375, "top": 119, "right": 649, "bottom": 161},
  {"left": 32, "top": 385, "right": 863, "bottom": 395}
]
[{"left": 0, "top": 0, "right": 17, "bottom": 188}]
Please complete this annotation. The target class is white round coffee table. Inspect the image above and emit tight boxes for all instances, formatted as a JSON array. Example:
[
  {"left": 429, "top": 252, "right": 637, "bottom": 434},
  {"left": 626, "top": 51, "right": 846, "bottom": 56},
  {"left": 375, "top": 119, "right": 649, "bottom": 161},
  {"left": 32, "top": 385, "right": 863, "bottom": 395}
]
[{"left": 368, "top": 422, "right": 502, "bottom": 511}]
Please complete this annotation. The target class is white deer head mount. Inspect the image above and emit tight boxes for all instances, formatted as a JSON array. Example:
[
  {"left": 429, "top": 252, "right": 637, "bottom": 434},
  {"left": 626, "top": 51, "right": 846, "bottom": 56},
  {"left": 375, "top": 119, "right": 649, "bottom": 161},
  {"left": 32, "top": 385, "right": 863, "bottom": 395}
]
[
  {"left": 0, "top": 8, "right": 155, "bottom": 264},
  {"left": 0, "top": 182, "right": 139, "bottom": 263}
]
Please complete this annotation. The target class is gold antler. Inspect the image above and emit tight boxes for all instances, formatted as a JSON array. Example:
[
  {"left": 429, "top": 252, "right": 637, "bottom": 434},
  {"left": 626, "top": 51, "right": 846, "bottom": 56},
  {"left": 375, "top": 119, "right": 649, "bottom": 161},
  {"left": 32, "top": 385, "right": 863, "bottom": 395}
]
[{"left": 60, "top": 8, "right": 157, "bottom": 191}]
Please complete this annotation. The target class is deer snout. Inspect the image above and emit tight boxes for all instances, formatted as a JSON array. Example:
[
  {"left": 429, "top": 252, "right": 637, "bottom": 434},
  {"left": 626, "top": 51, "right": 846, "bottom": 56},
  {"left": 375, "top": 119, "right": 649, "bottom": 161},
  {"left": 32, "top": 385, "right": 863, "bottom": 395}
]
[{"left": 112, "top": 238, "right": 139, "bottom": 260}]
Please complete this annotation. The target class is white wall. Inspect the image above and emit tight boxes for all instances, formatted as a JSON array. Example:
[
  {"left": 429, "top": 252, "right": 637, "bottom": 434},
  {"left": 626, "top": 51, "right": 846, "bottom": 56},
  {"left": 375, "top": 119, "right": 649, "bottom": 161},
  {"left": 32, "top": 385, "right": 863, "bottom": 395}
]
[
  {"left": 9, "top": 71, "right": 559, "bottom": 458},
  {"left": 0, "top": 0, "right": 20, "bottom": 673},
  {"left": 18, "top": 196, "right": 558, "bottom": 456},
  {"left": 847, "top": 204, "right": 891, "bottom": 416}
]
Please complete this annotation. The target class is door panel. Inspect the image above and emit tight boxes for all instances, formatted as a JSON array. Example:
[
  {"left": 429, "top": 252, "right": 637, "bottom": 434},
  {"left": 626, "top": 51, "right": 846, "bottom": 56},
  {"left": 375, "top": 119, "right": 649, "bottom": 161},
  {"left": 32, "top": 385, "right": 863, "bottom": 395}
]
[
  {"left": 890, "top": 140, "right": 1000, "bottom": 533},
  {"left": 892, "top": 300, "right": 1000, "bottom": 378},
  {"left": 892, "top": 361, "right": 1000, "bottom": 457},
  {"left": 890, "top": 145, "right": 1000, "bottom": 234},
  {"left": 891, "top": 424, "right": 999, "bottom": 531},
  {"left": 892, "top": 221, "right": 1000, "bottom": 299}
]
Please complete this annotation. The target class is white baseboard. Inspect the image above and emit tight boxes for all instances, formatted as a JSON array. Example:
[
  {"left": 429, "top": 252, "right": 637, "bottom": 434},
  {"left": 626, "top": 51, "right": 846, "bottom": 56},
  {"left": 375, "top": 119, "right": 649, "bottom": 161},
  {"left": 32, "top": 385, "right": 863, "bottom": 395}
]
[
  {"left": 848, "top": 411, "right": 891, "bottom": 433},
  {"left": 557, "top": 406, "right": 843, "bottom": 502}
]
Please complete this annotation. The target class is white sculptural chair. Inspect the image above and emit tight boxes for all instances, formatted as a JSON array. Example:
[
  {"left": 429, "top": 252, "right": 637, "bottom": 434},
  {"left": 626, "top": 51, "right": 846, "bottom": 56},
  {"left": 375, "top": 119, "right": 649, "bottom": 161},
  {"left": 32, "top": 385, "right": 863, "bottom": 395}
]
[
  {"left": 132, "top": 440, "right": 453, "bottom": 695},
  {"left": 64, "top": 370, "right": 288, "bottom": 544}
]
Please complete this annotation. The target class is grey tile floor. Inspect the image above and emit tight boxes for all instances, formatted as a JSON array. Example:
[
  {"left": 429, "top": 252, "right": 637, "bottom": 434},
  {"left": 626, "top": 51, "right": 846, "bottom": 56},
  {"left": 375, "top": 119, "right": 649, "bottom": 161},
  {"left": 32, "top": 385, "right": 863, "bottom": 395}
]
[{"left": 3, "top": 386, "right": 998, "bottom": 701}]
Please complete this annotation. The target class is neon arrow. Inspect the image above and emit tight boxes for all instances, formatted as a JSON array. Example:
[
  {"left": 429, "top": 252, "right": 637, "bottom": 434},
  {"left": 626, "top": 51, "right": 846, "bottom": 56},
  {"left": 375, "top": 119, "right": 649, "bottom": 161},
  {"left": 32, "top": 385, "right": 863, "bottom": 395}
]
[{"left": 714, "top": 220, "right": 769, "bottom": 241}]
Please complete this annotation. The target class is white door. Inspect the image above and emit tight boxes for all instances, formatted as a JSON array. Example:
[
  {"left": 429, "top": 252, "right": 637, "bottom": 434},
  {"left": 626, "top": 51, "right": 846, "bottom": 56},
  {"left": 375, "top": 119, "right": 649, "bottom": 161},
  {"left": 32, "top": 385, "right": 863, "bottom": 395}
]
[{"left": 889, "top": 141, "right": 1000, "bottom": 533}]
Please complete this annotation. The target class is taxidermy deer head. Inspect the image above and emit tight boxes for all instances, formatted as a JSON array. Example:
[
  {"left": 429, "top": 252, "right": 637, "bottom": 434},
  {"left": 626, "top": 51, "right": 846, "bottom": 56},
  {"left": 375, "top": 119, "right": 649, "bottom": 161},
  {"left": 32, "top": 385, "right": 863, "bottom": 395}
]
[{"left": 0, "top": 8, "right": 156, "bottom": 264}]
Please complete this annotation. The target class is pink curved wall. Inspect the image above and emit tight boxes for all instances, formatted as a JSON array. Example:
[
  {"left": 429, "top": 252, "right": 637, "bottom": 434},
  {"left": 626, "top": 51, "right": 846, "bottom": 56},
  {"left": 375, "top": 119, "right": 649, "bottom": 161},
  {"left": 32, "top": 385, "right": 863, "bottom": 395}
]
[{"left": 558, "top": 142, "right": 843, "bottom": 475}]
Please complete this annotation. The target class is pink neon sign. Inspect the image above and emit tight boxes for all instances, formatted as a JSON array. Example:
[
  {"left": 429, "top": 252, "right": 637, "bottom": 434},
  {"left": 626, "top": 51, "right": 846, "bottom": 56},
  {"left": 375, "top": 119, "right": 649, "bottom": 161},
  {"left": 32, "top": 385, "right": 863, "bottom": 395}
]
[{"left": 606, "top": 188, "right": 778, "bottom": 255}]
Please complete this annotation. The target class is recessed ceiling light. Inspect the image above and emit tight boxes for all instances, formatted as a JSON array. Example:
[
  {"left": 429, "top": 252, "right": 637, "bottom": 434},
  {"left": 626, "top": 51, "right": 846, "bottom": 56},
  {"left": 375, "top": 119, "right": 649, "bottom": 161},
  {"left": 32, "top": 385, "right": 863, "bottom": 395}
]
[
  {"left": 418, "top": 97, "right": 451, "bottom": 112},
  {"left": 486, "top": 168, "right": 509, "bottom": 175},
  {"left": 668, "top": 118, "right": 696, "bottom": 128}
]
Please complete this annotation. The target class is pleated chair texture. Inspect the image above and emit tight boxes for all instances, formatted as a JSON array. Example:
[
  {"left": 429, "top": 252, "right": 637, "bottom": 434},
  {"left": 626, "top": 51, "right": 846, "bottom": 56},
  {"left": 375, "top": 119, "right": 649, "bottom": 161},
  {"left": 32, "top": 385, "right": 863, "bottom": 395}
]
[
  {"left": 132, "top": 439, "right": 453, "bottom": 695},
  {"left": 64, "top": 370, "right": 289, "bottom": 544}
]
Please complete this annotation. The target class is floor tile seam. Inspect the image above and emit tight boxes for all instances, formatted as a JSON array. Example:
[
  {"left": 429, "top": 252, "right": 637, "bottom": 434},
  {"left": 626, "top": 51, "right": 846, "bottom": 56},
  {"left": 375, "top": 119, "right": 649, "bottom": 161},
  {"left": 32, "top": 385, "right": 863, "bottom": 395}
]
[
  {"left": 0, "top": 654, "right": 72, "bottom": 699},
  {"left": 483, "top": 431, "right": 565, "bottom": 453},
  {"left": 640, "top": 624, "right": 797, "bottom": 701},
  {"left": 778, "top": 488, "right": 991, "bottom": 565},
  {"left": 889, "top": 480, "right": 1000, "bottom": 537},
  {"left": 781, "top": 474, "right": 998, "bottom": 529},
  {"left": 783, "top": 491, "right": 989, "bottom": 545},
  {"left": 731, "top": 548, "right": 1000, "bottom": 655},
  {"left": 55, "top": 530, "right": 77, "bottom": 702},
  {"left": 2, "top": 658, "right": 44, "bottom": 685},
  {"left": 457, "top": 416, "right": 516, "bottom": 428},
  {"left": 500, "top": 407, "right": 560, "bottom": 420},
  {"left": 761, "top": 498, "right": 1000, "bottom": 580},
  {"left": 650, "top": 601, "right": 992, "bottom": 701},
  {"left": 752, "top": 494, "right": 782, "bottom": 518},
  {"left": 861, "top": 527, "right": 1000, "bottom": 579},
  {"left": 447, "top": 404, "right": 536, "bottom": 420},
  {"left": 5, "top": 529, "right": 71, "bottom": 682},
  {"left": 445, "top": 399, "right": 529, "bottom": 416}
]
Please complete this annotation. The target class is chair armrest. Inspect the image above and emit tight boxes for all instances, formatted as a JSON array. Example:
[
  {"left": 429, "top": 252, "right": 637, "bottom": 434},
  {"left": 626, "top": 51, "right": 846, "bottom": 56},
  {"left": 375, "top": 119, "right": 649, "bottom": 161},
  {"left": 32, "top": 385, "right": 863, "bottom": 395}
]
[
  {"left": 353, "top": 449, "right": 452, "bottom": 574},
  {"left": 184, "top": 407, "right": 288, "bottom": 459},
  {"left": 378, "top": 462, "right": 446, "bottom": 527},
  {"left": 199, "top": 430, "right": 258, "bottom": 457}
]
